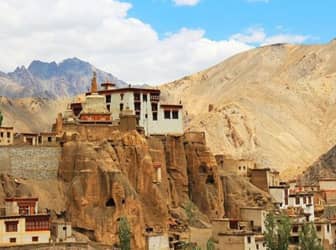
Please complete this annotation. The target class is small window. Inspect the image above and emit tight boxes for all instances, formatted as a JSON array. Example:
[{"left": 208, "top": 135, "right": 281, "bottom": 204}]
[
  {"left": 106, "top": 95, "right": 111, "bottom": 103},
  {"left": 239, "top": 166, "right": 241, "bottom": 170},
  {"left": 7, "top": 132, "right": 10, "bottom": 138},
  {"left": 134, "top": 93, "right": 140, "bottom": 101},
  {"left": 120, "top": 93, "right": 124, "bottom": 100},
  {"left": 292, "top": 225, "right": 299, "bottom": 233},
  {"left": 145, "top": 114, "right": 148, "bottom": 119},
  {"left": 256, "top": 244, "right": 259, "bottom": 250},
  {"left": 134, "top": 102, "right": 141, "bottom": 111},
  {"left": 247, "top": 236, "right": 251, "bottom": 244},
  {"left": 295, "top": 196, "right": 300, "bottom": 205},
  {"left": 164, "top": 110, "right": 171, "bottom": 119},
  {"left": 48, "top": 137, "right": 52, "bottom": 142},
  {"left": 0, "top": 132, "right": 3, "bottom": 138},
  {"left": 6, "top": 221, "right": 18, "bottom": 232},
  {"left": 120, "top": 103, "right": 124, "bottom": 111},
  {"left": 152, "top": 112, "right": 158, "bottom": 121},
  {"left": 327, "top": 224, "right": 330, "bottom": 233},
  {"left": 172, "top": 111, "right": 179, "bottom": 119},
  {"left": 151, "top": 103, "right": 158, "bottom": 111},
  {"left": 9, "top": 238, "right": 16, "bottom": 243},
  {"left": 317, "top": 225, "right": 321, "bottom": 232},
  {"left": 143, "top": 94, "right": 147, "bottom": 102},
  {"left": 32, "top": 236, "right": 39, "bottom": 242},
  {"left": 106, "top": 105, "right": 110, "bottom": 111}
]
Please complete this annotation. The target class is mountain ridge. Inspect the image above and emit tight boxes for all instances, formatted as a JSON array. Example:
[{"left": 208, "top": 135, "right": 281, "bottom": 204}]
[{"left": 0, "top": 57, "right": 127, "bottom": 99}]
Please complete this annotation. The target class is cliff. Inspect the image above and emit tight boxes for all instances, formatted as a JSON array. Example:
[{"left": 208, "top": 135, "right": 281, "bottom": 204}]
[{"left": 57, "top": 130, "right": 227, "bottom": 247}]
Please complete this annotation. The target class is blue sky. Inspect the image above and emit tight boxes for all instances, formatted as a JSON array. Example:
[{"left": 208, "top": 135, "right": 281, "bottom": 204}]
[
  {"left": 128, "top": 0, "right": 334, "bottom": 43},
  {"left": 0, "top": 0, "right": 334, "bottom": 84}
]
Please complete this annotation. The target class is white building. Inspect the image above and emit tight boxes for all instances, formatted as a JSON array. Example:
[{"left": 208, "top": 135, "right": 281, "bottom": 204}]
[
  {"left": 0, "top": 197, "right": 50, "bottom": 246},
  {"left": 269, "top": 185, "right": 314, "bottom": 222},
  {"left": 85, "top": 82, "right": 184, "bottom": 135}
]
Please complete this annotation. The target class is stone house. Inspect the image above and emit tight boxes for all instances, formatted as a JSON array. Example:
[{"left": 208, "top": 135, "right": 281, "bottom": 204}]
[
  {"left": 0, "top": 127, "right": 14, "bottom": 146},
  {"left": 250, "top": 168, "right": 280, "bottom": 192}
]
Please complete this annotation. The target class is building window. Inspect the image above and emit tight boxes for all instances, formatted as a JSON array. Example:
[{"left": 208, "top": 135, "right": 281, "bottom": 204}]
[
  {"left": 7, "top": 132, "right": 10, "bottom": 138},
  {"left": 292, "top": 225, "right": 299, "bottom": 233},
  {"left": 32, "top": 236, "right": 39, "bottom": 242},
  {"left": 120, "top": 93, "right": 124, "bottom": 100},
  {"left": 134, "top": 93, "right": 140, "bottom": 101},
  {"left": 316, "top": 225, "right": 321, "bottom": 232},
  {"left": 303, "top": 196, "right": 306, "bottom": 204},
  {"left": 26, "top": 217, "right": 49, "bottom": 231},
  {"left": 134, "top": 102, "right": 141, "bottom": 111},
  {"left": 327, "top": 224, "right": 330, "bottom": 233},
  {"left": 151, "top": 103, "right": 158, "bottom": 111},
  {"left": 164, "top": 110, "right": 171, "bottom": 119},
  {"left": 0, "top": 132, "right": 3, "bottom": 137},
  {"left": 6, "top": 221, "right": 18, "bottom": 232},
  {"left": 120, "top": 103, "right": 124, "bottom": 111},
  {"left": 48, "top": 137, "right": 52, "bottom": 142},
  {"left": 295, "top": 196, "right": 300, "bottom": 205},
  {"left": 145, "top": 114, "right": 148, "bottom": 119},
  {"left": 106, "top": 95, "right": 111, "bottom": 103},
  {"left": 172, "top": 111, "right": 179, "bottom": 119},
  {"left": 247, "top": 236, "right": 251, "bottom": 244},
  {"left": 285, "top": 189, "right": 289, "bottom": 205},
  {"left": 38, "top": 136, "right": 42, "bottom": 144},
  {"left": 106, "top": 105, "right": 110, "bottom": 111},
  {"left": 143, "top": 94, "right": 147, "bottom": 102},
  {"left": 9, "top": 238, "right": 16, "bottom": 243},
  {"left": 152, "top": 112, "right": 158, "bottom": 121},
  {"left": 256, "top": 244, "right": 259, "bottom": 250},
  {"left": 308, "top": 196, "right": 312, "bottom": 204}
]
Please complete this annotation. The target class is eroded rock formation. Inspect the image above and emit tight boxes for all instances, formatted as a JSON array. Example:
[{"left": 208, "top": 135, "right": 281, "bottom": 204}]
[{"left": 58, "top": 130, "right": 225, "bottom": 248}]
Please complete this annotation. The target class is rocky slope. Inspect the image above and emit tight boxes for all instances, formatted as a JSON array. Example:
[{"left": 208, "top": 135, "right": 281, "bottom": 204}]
[
  {"left": 0, "top": 58, "right": 126, "bottom": 98},
  {"left": 302, "top": 144, "right": 336, "bottom": 184},
  {"left": 161, "top": 40, "right": 336, "bottom": 177}
]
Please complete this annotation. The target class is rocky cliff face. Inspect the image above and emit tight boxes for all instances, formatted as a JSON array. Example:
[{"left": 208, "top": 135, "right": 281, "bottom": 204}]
[
  {"left": 57, "top": 131, "right": 226, "bottom": 247},
  {"left": 302, "top": 144, "right": 336, "bottom": 184}
]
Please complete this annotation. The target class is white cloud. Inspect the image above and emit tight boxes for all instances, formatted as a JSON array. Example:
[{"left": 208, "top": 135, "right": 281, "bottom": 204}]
[
  {"left": 0, "top": 0, "right": 251, "bottom": 85},
  {"left": 231, "top": 27, "right": 310, "bottom": 46},
  {"left": 173, "top": 0, "right": 200, "bottom": 6}
]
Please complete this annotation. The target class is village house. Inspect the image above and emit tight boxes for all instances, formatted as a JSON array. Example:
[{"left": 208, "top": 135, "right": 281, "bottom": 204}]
[
  {"left": 211, "top": 219, "right": 266, "bottom": 250},
  {"left": 50, "top": 220, "right": 74, "bottom": 243},
  {"left": 0, "top": 197, "right": 50, "bottom": 246},
  {"left": 250, "top": 168, "right": 280, "bottom": 192},
  {"left": 0, "top": 127, "right": 14, "bottom": 146},
  {"left": 215, "top": 155, "right": 255, "bottom": 177},
  {"left": 13, "top": 132, "right": 58, "bottom": 146},
  {"left": 239, "top": 207, "right": 268, "bottom": 233}
]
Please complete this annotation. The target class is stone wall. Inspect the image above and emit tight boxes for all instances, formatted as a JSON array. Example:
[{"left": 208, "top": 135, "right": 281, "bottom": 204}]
[{"left": 0, "top": 146, "right": 61, "bottom": 180}]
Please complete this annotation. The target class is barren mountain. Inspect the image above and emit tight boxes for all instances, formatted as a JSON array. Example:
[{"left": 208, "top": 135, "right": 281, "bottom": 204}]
[
  {"left": 161, "top": 40, "right": 336, "bottom": 178},
  {"left": 0, "top": 58, "right": 126, "bottom": 98}
]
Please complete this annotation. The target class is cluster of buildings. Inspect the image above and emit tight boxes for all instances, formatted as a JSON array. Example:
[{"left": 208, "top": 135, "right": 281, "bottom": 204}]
[
  {"left": 53, "top": 72, "right": 184, "bottom": 139},
  {"left": 214, "top": 155, "right": 336, "bottom": 250}
]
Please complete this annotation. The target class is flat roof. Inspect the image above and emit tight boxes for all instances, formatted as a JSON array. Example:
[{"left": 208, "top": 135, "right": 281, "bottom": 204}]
[
  {"left": 5, "top": 197, "right": 38, "bottom": 202},
  {"left": 0, "top": 127, "right": 14, "bottom": 130},
  {"left": 240, "top": 207, "right": 265, "bottom": 210},
  {"left": 319, "top": 178, "right": 336, "bottom": 181},
  {"left": 160, "top": 104, "right": 183, "bottom": 109},
  {"left": 86, "top": 87, "right": 161, "bottom": 96}
]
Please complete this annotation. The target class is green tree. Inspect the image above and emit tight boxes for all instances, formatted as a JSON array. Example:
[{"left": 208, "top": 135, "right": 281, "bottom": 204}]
[
  {"left": 206, "top": 237, "right": 215, "bottom": 250},
  {"left": 184, "top": 201, "right": 197, "bottom": 224},
  {"left": 264, "top": 213, "right": 291, "bottom": 250},
  {"left": 299, "top": 222, "right": 323, "bottom": 250},
  {"left": 0, "top": 109, "right": 3, "bottom": 127},
  {"left": 118, "top": 216, "right": 131, "bottom": 250}
]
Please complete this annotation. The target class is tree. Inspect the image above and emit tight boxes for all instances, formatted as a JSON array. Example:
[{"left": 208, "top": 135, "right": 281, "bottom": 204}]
[
  {"left": 0, "top": 110, "right": 3, "bottom": 127},
  {"left": 264, "top": 213, "right": 291, "bottom": 250},
  {"left": 206, "top": 237, "right": 216, "bottom": 250},
  {"left": 299, "top": 222, "right": 323, "bottom": 250},
  {"left": 118, "top": 216, "right": 131, "bottom": 250}
]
